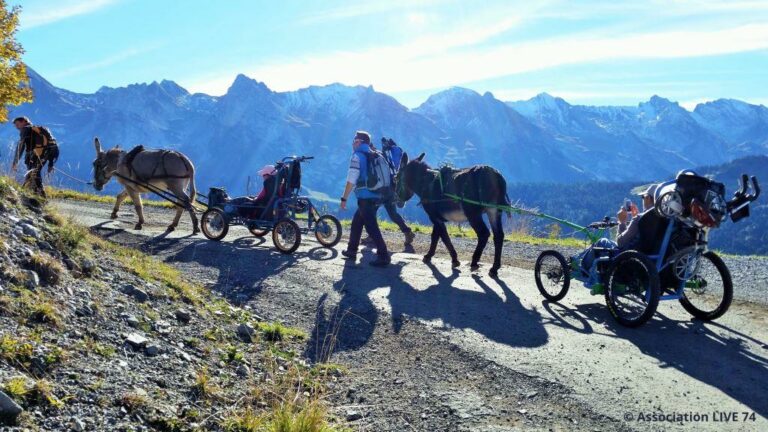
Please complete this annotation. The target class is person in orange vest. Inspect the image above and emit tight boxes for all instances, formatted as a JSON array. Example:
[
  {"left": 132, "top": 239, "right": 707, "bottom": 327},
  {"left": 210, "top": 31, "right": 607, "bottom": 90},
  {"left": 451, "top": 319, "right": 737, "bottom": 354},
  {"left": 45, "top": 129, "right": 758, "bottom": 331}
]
[{"left": 11, "top": 116, "right": 59, "bottom": 197}]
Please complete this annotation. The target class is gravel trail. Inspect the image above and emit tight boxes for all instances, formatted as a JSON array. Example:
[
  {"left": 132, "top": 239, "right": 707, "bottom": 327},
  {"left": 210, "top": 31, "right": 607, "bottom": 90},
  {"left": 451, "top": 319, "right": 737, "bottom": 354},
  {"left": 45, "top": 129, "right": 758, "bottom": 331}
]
[{"left": 56, "top": 199, "right": 768, "bottom": 431}]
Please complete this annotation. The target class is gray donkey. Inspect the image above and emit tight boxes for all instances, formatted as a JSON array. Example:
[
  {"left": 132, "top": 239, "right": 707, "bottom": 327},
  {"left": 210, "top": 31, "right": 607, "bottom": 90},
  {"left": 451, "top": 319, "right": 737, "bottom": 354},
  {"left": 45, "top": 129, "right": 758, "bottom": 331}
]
[{"left": 91, "top": 138, "right": 199, "bottom": 234}]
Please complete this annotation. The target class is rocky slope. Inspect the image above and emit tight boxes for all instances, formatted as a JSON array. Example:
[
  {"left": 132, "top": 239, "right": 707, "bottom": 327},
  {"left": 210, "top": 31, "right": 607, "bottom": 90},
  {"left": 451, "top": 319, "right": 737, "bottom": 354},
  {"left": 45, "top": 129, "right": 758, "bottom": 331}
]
[{"left": 0, "top": 178, "right": 350, "bottom": 431}]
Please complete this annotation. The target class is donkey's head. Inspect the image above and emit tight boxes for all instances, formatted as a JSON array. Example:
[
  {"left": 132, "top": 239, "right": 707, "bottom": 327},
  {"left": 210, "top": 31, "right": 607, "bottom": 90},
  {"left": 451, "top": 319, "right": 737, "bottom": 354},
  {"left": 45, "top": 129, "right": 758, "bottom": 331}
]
[
  {"left": 91, "top": 138, "right": 122, "bottom": 191},
  {"left": 395, "top": 152, "right": 427, "bottom": 204}
]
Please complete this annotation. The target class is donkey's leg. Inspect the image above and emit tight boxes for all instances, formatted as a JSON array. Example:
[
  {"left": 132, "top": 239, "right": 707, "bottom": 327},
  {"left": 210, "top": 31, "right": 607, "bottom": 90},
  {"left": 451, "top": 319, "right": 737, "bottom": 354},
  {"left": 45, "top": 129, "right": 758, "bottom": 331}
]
[
  {"left": 128, "top": 190, "right": 145, "bottom": 230},
  {"left": 423, "top": 222, "right": 440, "bottom": 263},
  {"left": 466, "top": 210, "right": 490, "bottom": 271},
  {"left": 436, "top": 222, "right": 460, "bottom": 267},
  {"left": 488, "top": 208, "right": 504, "bottom": 278},
  {"left": 111, "top": 190, "right": 128, "bottom": 219}
]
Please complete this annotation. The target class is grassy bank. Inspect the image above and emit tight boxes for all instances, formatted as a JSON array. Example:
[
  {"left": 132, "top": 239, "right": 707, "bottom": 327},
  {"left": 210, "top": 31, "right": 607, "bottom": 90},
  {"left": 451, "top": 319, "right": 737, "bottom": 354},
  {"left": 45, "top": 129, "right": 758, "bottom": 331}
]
[{"left": 0, "top": 176, "right": 350, "bottom": 431}]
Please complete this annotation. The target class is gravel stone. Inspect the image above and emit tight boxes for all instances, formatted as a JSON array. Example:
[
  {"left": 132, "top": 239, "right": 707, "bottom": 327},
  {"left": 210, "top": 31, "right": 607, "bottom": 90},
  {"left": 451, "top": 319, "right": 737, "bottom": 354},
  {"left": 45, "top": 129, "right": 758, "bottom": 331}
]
[
  {"left": 0, "top": 390, "right": 23, "bottom": 418},
  {"left": 125, "top": 333, "right": 148, "bottom": 349}
]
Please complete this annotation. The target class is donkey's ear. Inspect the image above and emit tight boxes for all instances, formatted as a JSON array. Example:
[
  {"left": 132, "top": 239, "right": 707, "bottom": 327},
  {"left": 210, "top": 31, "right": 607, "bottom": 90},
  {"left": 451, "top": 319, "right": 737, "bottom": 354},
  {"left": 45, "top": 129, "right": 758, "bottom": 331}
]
[
  {"left": 416, "top": 152, "right": 425, "bottom": 162},
  {"left": 400, "top": 153, "right": 409, "bottom": 169},
  {"left": 94, "top": 137, "right": 102, "bottom": 154}
]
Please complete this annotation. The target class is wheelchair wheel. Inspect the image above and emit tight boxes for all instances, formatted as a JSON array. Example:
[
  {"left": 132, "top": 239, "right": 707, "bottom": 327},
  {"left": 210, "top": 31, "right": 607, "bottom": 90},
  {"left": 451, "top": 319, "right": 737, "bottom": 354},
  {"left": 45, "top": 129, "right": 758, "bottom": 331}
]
[
  {"left": 679, "top": 251, "right": 733, "bottom": 321},
  {"left": 314, "top": 215, "right": 342, "bottom": 248},
  {"left": 201, "top": 208, "right": 229, "bottom": 241},
  {"left": 534, "top": 250, "right": 570, "bottom": 302},
  {"left": 605, "top": 251, "right": 660, "bottom": 327},
  {"left": 272, "top": 219, "right": 301, "bottom": 254},
  {"left": 249, "top": 227, "right": 269, "bottom": 237}
]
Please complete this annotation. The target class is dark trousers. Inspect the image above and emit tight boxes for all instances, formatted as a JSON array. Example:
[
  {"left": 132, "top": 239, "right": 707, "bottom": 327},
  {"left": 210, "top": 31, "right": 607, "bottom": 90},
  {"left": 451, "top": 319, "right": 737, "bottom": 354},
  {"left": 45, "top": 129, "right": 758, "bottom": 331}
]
[
  {"left": 23, "top": 155, "right": 46, "bottom": 197},
  {"left": 347, "top": 198, "right": 388, "bottom": 257},
  {"left": 381, "top": 199, "right": 412, "bottom": 234}
]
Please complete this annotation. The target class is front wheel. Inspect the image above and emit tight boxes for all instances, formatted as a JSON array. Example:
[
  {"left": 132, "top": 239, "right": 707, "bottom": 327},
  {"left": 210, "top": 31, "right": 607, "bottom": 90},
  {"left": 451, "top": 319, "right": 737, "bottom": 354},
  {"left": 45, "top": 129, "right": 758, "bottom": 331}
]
[
  {"left": 679, "top": 251, "right": 733, "bottom": 321},
  {"left": 534, "top": 250, "right": 570, "bottom": 302},
  {"left": 272, "top": 219, "right": 301, "bottom": 254},
  {"left": 605, "top": 251, "right": 660, "bottom": 327},
  {"left": 314, "top": 215, "right": 342, "bottom": 248},
  {"left": 201, "top": 208, "right": 229, "bottom": 241}
]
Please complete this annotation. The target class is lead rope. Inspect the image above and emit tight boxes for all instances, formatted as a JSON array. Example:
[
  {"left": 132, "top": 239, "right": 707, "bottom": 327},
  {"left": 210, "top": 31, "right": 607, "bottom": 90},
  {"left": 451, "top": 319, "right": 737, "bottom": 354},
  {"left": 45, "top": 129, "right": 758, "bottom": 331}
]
[{"left": 52, "top": 167, "right": 93, "bottom": 185}]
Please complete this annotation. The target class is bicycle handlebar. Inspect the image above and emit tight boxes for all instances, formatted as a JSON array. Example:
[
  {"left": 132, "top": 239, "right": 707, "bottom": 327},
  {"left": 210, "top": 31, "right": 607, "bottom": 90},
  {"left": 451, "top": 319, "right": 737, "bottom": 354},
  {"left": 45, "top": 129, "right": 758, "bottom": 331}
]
[
  {"left": 588, "top": 220, "right": 620, "bottom": 229},
  {"left": 280, "top": 155, "right": 314, "bottom": 163}
]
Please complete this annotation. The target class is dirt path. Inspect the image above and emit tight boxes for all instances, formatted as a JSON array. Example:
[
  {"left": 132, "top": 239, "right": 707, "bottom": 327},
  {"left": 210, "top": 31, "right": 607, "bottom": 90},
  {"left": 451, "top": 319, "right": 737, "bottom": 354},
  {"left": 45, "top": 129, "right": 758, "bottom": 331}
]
[{"left": 55, "top": 200, "right": 768, "bottom": 431}]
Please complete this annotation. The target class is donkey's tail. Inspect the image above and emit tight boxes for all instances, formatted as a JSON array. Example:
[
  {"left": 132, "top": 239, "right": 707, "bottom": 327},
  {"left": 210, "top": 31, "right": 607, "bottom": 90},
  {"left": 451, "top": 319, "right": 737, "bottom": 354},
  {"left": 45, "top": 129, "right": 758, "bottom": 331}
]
[{"left": 504, "top": 193, "right": 512, "bottom": 218}]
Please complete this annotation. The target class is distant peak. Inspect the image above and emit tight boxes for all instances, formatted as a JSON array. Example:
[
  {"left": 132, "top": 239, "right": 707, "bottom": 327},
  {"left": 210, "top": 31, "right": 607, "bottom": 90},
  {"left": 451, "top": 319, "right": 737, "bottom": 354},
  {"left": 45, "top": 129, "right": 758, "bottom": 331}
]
[{"left": 227, "top": 74, "right": 271, "bottom": 95}]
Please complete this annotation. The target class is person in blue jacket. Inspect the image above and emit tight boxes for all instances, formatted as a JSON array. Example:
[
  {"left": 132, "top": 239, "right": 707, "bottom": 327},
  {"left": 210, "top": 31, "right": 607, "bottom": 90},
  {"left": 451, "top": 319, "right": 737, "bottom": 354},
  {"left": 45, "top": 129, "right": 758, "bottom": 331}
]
[
  {"left": 361, "top": 137, "right": 415, "bottom": 247},
  {"left": 339, "top": 131, "right": 390, "bottom": 267}
]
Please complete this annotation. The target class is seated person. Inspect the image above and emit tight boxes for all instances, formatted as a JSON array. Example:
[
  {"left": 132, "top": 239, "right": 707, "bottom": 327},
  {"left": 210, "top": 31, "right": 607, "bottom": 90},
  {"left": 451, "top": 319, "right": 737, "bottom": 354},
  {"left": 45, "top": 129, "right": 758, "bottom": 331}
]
[
  {"left": 252, "top": 164, "right": 278, "bottom": 207},
  {"left": 581, "top": 183, "right": 660, "bottom": 273}
]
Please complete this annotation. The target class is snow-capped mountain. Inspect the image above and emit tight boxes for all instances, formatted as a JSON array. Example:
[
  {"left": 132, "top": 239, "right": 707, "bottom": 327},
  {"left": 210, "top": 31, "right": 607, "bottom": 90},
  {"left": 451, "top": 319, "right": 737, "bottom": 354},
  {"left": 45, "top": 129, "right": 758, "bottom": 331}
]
[{"left": 2, "top": 69, "right": 767, "bottom": 201}]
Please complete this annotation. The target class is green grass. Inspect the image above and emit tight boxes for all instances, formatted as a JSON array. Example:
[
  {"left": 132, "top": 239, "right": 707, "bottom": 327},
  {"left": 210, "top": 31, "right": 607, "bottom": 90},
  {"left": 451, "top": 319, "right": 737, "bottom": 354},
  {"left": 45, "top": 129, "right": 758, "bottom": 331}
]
[
  {"left": 257, "top": 322, "right": 307, "bottom": 342},
  {"left": 222, "top": 402, "right": 348, "bottom": 432},
  {"left": 3, "top": 377, "right": 31, "bottom": 400},
  {"left": 342, "top": 219, "right": 586, "bottom": 248},
  {"left": 192, "top": 367, "right": 219, "bottom": 400},
  {"left": 48, "top": 187, "right": 175, "bottom": 208}
]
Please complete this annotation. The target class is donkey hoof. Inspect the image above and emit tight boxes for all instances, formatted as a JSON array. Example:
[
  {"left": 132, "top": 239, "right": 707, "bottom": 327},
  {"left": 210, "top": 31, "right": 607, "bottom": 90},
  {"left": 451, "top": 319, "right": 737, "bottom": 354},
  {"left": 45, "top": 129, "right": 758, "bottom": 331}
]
[
  {"left": 134, "top": 223, "right": 143, "bottom": 230},
  {"left": 452, "top": 260, "right": 461, "bottom": 268},
  {"left": 489, "top": 268, "right": 500, "bottom": 278},
  {"left": 110, "top": 213, "right": 118, "bottom": 220},
  {"left": 166, "top": 226, "right": 176, "bottom": 233},
  {"left": 470, "top": 264, "right": 480, "bottom": 271},
  {"left": 422, "top": 255, "right": 433, "bottom": 263},
  {"left": 192, "top": 228, "right": 200, "bottom": 235}
]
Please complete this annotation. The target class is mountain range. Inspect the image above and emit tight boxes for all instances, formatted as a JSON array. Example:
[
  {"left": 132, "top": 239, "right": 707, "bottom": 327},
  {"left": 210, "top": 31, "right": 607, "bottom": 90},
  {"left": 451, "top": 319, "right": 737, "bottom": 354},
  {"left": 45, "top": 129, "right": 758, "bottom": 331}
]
[{"left": 3, "top": 68, "right": 767, "bottom": 200}]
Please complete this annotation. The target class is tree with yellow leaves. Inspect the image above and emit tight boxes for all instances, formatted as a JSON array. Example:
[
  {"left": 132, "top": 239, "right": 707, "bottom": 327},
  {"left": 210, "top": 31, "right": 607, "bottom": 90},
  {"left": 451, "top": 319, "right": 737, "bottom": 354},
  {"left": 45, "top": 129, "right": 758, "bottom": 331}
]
[{"left": 0, "top": 1, "right": 32, "bottom": 122}]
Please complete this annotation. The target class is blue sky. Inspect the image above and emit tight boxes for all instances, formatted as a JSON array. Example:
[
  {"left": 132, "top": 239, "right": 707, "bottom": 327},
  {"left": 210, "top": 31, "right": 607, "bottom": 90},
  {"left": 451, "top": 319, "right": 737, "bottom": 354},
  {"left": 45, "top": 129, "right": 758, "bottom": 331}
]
[{"left": 13, "top": 0, "right": 768, "bottom": 109}]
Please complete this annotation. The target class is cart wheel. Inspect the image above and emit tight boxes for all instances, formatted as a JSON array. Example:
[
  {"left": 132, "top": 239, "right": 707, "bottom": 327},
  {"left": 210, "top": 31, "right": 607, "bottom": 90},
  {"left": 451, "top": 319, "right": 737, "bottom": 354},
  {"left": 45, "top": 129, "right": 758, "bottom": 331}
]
[
  {"left": 679, "top": 251, "right": 733, "bottom": 321},
  {"left": 534, "top": 250, "right": 570, "bottom": 302},
  {"left": 272, "top": 219, "right": 301, "bottom": 254},
  {"left": 249, "top": 227, "right": 269, "bottom": 237},
  {"left": 201, "top": 208, "right": 229, "bottom": 241},
  {"left": 314, "top": 215, "right": 342, "bottom": 248},
  {"left": 605, "top": 251, "right": 660, "bottom": 327}
]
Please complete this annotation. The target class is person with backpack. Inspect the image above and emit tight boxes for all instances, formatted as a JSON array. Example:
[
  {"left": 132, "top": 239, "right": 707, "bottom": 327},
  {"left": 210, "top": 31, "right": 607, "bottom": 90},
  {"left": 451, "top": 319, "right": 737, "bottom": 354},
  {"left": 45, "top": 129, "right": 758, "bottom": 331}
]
[
  {"left": 339, "top": 130, "right": 390, "bottom": 267},
  {"left": 11, "top": 116, "right": 59, "bottom": 197},
  {"left": 361, "top": 137, "right": 415, "bottom": 247}
]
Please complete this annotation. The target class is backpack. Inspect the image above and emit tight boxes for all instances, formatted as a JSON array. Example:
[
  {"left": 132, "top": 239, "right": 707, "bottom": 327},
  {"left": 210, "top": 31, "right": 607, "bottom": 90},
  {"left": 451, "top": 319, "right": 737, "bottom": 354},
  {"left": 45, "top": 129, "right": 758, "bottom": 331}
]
[
  {"left": 28, "top": 125, "right": 59, "bottom": 164},
  {"left": 359, "top": 151, "right": 392, "bottom": 193}
]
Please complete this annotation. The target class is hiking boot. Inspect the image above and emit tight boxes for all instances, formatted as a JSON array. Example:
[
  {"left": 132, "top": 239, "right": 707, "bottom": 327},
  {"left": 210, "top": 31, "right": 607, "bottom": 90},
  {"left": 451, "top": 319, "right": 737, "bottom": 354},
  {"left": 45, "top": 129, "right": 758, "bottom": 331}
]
[
  {"left": 369, "top": 256, "right": 391, "bottom": 267},
  {"left": 404, "top": 230, "right": 415, "bottom": 246},
  {"left": 341, "top": 250, "right": 357, "bottom": 261}
]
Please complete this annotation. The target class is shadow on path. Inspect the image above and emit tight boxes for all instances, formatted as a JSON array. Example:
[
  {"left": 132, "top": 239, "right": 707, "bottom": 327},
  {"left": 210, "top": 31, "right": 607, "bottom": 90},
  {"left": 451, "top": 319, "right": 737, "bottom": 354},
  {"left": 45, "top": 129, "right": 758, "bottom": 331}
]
[{"left": 545, "top": 301, "right": 768, "bottom": 419}]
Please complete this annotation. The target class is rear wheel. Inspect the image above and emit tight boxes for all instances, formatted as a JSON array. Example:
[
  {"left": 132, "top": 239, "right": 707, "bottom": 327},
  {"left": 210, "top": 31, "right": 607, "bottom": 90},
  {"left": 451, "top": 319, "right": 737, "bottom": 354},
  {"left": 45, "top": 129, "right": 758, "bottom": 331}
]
[
  {"left": 201, "top": 208, "right": 228, "bottom": 241},
  {"left": 272, "top": 219, "right": 301, "bottom": 254},
  {"left": 679, "top": 251, "right": 733, "bottom": 320},
  {"left": 605, "top": 251, "right": 660, "bottom": 327},
  {"left": 314, "top": 215, "right": 342, "bottom": 248},
  {"left": 534, "top": 250, "right": 570, "bottom": 302}
]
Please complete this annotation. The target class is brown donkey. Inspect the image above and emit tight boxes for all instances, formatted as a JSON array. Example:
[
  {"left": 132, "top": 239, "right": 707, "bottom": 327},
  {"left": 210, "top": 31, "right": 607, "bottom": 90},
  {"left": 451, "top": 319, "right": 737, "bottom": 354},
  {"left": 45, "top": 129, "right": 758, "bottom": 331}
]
[{"left": 91, "top": 137, "right": 199, "bottom": 234}]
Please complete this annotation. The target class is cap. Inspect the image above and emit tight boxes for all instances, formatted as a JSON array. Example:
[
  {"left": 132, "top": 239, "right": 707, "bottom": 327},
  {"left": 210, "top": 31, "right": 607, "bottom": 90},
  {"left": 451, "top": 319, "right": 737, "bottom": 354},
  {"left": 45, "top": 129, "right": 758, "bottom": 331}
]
[
  {"left": 354, "top": 131, "right": 371, "bottom": 144},
  {"left": 257, "top": 164, "right": 276, "bottom": 177}
]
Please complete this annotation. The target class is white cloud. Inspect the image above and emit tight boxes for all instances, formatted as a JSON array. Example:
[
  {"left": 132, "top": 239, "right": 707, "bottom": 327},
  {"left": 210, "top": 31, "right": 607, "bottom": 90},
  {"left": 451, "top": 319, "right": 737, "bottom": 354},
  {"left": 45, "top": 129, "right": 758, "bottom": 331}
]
[
  {"left": 184, "top": 21, "right": 768, "bottom": 97},
  {"left": 49, "top": 46, "right": 161, "bottom": 79},
  {"left": 181, "top": 14, "right": 523, "bottom": 95},
  {"left": 298, "top": 0, "right": 450, "bottom": 25},
  {"left": 20, "top": 0, "right": 120, "bottom": 29}
]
